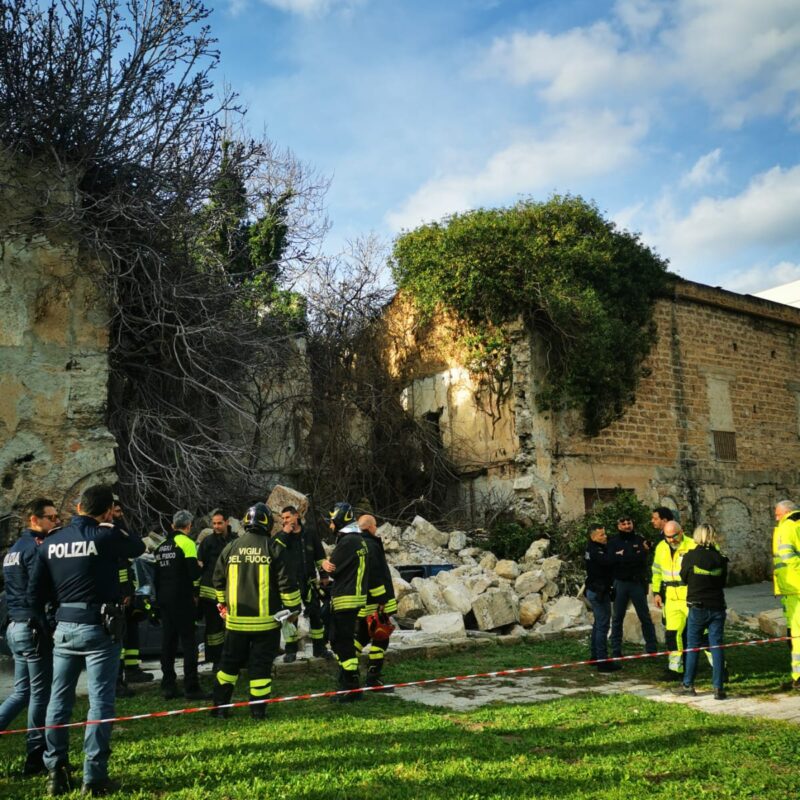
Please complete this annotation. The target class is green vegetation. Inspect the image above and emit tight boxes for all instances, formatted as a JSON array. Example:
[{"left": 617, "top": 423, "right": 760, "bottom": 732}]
[
  {"left": 391, "top": 196, "right": 670, "bottom": 435},
  {"left": 2, "top": 634, "right": 797, "bottom": 799}
]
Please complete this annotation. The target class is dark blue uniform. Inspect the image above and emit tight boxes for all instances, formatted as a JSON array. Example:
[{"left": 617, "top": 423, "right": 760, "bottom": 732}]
[
  {"left": 28, "top": 515, "right": 144, "bottom": 788},
  {"left": 0, "top": 529, "right": 53, "bottom": 766}
]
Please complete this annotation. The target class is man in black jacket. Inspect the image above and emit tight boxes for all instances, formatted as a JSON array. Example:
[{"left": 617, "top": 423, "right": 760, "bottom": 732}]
[
  {"left": 197, "top": 509, "right": 234, "bottom": 672},
  {"left": 355, "top": 514, "right": 397, "bottom": 689},
  {"left": 322, "top": 502, "right": 368, "bottom": 702},
  {"left": 584, "top": 524, "right": 621, "bottom": 673},
  {"left": 279, "top": 505, "right": 331, "bottom": 662},
  {"left": 153, "top": 510, "right": 206, "bottom": 701},
  {"left": 607, "top": 516, "right": 658, "bottom": 659},
  {"left": 0, "top": 498, "right": 60, "bottom": 775}
]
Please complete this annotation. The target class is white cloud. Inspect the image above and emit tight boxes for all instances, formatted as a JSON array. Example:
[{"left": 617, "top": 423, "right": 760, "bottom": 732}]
[
  {"left": 727, "top": 261, "right": 800, "bottom": 295},
  {"left": 386, "top": 112, "right": 648, "bottom": 231},
  {"left": 482, "top": 22, "right": 659, "bottom": 103},
  {"left": 479, "top": 0, "right": 800, "bottom": 125},
  {"left": 650, "top": 164, "right": 800, "bottom": 267},
  {"left": 680, "top": 148, "right": 726, "bottom": 188},
  {"left": 258, "top": 0, "right": 365, "bottom": 16}
]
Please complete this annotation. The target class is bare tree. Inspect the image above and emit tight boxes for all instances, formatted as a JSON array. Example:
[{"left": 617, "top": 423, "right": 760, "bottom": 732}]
[{"left": 0, "top": 0, "right": 328, "bottom": 525}]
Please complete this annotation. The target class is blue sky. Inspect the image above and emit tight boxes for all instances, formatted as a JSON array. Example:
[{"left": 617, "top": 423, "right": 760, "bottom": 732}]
[{"left": 208, "top": 0, "right": 800, "bottom": 294}]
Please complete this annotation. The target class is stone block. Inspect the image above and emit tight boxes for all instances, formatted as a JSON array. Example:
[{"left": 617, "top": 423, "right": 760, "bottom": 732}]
[
  {"left": 540, "top": 556, "right": 563, "bottom": 581},
  {"left": 494, "top": 559, "right": 521, "bottom": 580},
  {"left": 448, "top": 530, "right": 468, "bottom": 551},
  {"left": 412, "top": 579, "right": 450, "bottom": 615},
  {"left": 537, "top": 596, "right": 589, "bottom": 633},
  {"left": 622, "top": 603, "right": 665, "bottom": 644},
  {"left": 414, "top": 612, "right": 467, "bottom": 638},
  {"left": 478, "top": 552, "right": 497, "bottom": 570},
  {"left": 471, "top": 588, "right": 519, "bottom": 631},
  {"left": 267, "top": 485, "right": 308, "bottom": 517},
  {"left": 515, "top": 570, "right": 547, "bottom": 597},
  {"left": 441, "top": 581, "right": 473, "bottom": 615},
  {"left": 524, "top": 539, "right": 550, "bottom": 562},
  {"left": 397, "top": 591, "right": 426, "bottom": 620},
  {"left": 519, "top": 594, "right": 544, "bottom": 627},
  {"left": 411, "top": 516, "right": 450, "bottom": 549},
  {"left": 758, "top": 609, "right": 786, "bottom": 637}
]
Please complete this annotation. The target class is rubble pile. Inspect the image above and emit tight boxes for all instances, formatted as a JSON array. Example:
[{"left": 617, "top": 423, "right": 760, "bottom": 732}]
[{"left": 377, "top": 516, "right": 591, "bottom": 638}]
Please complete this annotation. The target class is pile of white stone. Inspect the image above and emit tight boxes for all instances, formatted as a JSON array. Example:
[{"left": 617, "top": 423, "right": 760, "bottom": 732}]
[{"left": 377, "top": 516, "right": 591, "bottom": 638}]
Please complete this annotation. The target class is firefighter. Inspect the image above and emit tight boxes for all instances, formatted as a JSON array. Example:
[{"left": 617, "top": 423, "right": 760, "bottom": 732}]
[
  {"left": 280, "top": 504, "right": 333, "bottom": 661},
  {"left": 197, "top": 509, "right": 234, "bottom": 671},
  {"left": 112, "top": 498, "right": 153, "bottom": 695},
  {"left": 650, "top": 520, "right": 697, "bottom": 679},
  {"left": 772, "top": 499, "right": 800, "bottom": 690},
  {"left": 354, "top": 514, "right": 397, "bottom": 691},
  {"left": 153, "top": 510, "right": 207, "bottom": 700},
  {"left": 211, "top": 503, "right": 301, "bottom": 720},
  {"left": 321, "top": 502, "right": 369, "bottom": 702}
]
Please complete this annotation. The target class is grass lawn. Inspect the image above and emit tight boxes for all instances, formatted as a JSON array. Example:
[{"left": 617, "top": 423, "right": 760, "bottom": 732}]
[{"left": 1, "top": 631, "right": 798, "bottom": 799}]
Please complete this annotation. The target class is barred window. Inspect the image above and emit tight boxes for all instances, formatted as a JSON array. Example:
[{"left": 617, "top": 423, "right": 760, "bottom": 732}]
[{"left": 712, "top": 430, "right": 737, "bottom": 462}]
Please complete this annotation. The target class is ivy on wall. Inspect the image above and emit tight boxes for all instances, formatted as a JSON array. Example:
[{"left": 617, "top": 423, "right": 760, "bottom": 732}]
[{"left": 390, "top": 195, "right": 670, "bottom": 435}]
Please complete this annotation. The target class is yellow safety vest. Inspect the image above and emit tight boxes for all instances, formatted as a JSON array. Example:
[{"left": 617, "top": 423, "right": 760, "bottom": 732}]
[
  {"left": 773, "top": 511, "right": 800, "bottom": 596},
  {"left": 651, "top": 536, "right": 696, "bottom": 603}
]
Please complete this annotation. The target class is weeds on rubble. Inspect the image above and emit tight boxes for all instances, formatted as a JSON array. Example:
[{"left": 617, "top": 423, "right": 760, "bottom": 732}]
[{"left": 1, "top": 635, "right": 796, "bottom": 799}]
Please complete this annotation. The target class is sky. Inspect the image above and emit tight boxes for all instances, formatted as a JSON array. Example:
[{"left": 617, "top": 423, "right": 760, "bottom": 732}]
[{"left": 207, "top": 0, "right": 800, "bottom": 295}]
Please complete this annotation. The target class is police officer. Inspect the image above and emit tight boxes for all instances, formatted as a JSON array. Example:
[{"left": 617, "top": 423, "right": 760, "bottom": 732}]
[
  {"left": 584, "top": 523, "right": 620, "bottom": 673},
  {"left": 279, "top": 504, "right": 332, "bottom": 662},
  {"left": 197, "top": 509, "right": 233, "bottom": 672},
  {"left": 154, "top": 510, "right": 207, "bottom": 700},
  {"left": 211, "top": 503, "right": 301, "bottom": 720},
  {"left": 0, "top": 498, "right": 60, "bottom": 775},
  {"left": 322, "top": 502, "right": 369, "bottom": 702},
  {"left": 354, "top": 514, "right": 397, "bottom": 690},
  {"left": 28, "top": 484, "right": 144, "bottom": 796}
]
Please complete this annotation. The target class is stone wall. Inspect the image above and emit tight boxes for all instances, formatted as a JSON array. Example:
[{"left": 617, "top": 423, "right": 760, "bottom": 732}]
[
  {"left": 0, "top": 157, "right": 116, "bottom": 542},
  {"left": 388, "top": 281, "right": 800, "bottom": 581}
]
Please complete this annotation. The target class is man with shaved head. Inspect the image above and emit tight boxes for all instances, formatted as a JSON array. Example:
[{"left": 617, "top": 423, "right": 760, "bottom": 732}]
[
  {"left": 650, "top": 519, "right": 697, "bottom": 680},
  {"left": 773, "top": 500, "right": 800, "bottom": 690},
  {"left": 355, "top": 514, "right": 397, "bottom": 691}
]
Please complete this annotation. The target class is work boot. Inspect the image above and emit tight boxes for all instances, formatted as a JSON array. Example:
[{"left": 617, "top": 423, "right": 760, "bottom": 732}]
[
  {"left": 115, "top": 676, "right": 133, "bottom": 698},
  {"left": 184, "top": 683, "right": 212, "bottom": 701},
  {"left": 211, "top": 682, "right": 234, "bottom": 719},
  {"left": 366, "top": 663, "right": 394, "bottom": 693},
  {"left": 81, "top": 777, "right": 121, "bottom": 796},
  {"left": 249, "top": 694, "right": 267, "bottom": 721},
  {"left": 713, "top": 688, "right": 727, "bottom": 700},
  {"left": 312, "top": 641, "right": 335, "bottom": 660},
  {"left": 161, "top": 679, "right": 179, "bottom": 700},
  {"left": 597, "top": 661, "right": 623, "bottom": 673},
  {"left": 283, "top": 642, "right": 298, "bottom": 664},
  {"left": 124, "top": 665, "right": 154, "bottom": 684},
  {"left": 22, "top": 748, "right": 45, "bottom": 776},
  {"left": 46, "top": 765, "right": 72, "bottom": 796},
  {"left": 671, "top": 684, "right": 696, "bottom": 696}
]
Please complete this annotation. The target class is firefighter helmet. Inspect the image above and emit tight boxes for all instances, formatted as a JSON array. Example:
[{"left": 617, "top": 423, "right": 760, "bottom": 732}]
[
  {"left": 366, "top": 609, "right": 395, "bottom": 640},
  {"left": 243, "top": 502, "right": 273, "bottom": 535},
  {"left": 328, "top": 502, "right": 354, "bottom": 532}
]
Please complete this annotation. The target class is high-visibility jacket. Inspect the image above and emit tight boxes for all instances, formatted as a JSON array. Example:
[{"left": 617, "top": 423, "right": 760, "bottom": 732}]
[
  {"left": 773, "top": 510, "right": 800, "bottom": 596},
  {"left": 328, "top": 525, "right": 368, "bottom": 612},
  {"left": 651, "top": 536, "right": 696, "bottom": 604},
  {"left": 213, "top": 530, "right": 301, "bottom": 632},
  {"left": 358, "top": 533, "right": 397, "bottom": 618}
]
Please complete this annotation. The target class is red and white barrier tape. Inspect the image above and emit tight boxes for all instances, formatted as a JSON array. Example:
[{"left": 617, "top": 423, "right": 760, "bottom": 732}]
[{"left": 0, "top": 635, "right": 791, "bottom": 737}]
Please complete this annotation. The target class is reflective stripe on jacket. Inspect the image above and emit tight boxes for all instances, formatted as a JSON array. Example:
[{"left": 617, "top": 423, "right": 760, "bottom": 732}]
[
  {"left": 651, "top": 536, "right": 696, "bottom": 603},
  {"left": 773, "top": 511, "right": 800, "bottom": 596}
]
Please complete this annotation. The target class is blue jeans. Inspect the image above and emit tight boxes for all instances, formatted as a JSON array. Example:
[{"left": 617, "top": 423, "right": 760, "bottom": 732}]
[
  {"left": 586, "top": 589, "right": 611, "bottom": 661},
  {"left": 609, "top": 580, "right": 658, "bottom": 655},
  {"left": 0, "top": 621, "right": 52, "bottom": 753},
  {"left": 684, "top": 607, "right": 726, "bottom": 690},
  {"left": 44, "top": 622, "right": 121, "bottom": 784}
]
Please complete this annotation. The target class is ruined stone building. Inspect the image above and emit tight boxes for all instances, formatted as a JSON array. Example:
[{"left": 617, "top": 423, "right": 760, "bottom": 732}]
[{"left": 380, "top": 281, "right": 800, "bottom": 582}]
